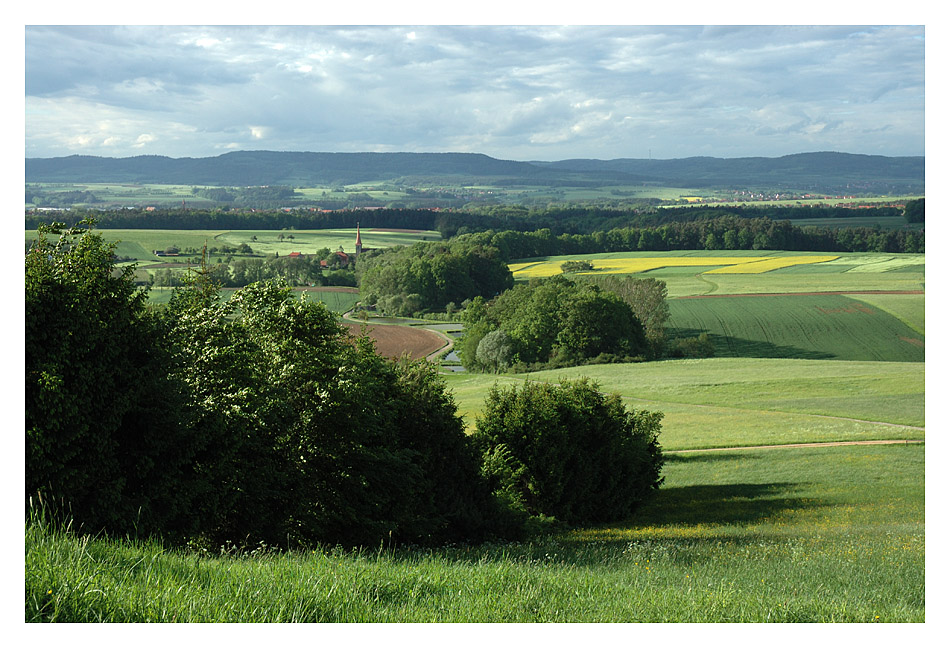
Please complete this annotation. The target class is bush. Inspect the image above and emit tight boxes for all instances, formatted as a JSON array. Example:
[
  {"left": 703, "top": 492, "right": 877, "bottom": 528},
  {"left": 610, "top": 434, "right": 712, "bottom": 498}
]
[
  {"left": 166, "top": 277, "right": 501, "bottom": 547},
  {"left": 561, "top": 260, "right": 594, "bottom": 273},
  {"left": 472, "top": 379, "right": 664, "bottom": 525},
  {"left": 26, "top": 221, "right": 199, "bottom": 538},
  {"left": 668, "top": 332, "right": 716, "bottom": 358},
  {"left": 26, "top": 227, "right": 507, "bottom": 548}
]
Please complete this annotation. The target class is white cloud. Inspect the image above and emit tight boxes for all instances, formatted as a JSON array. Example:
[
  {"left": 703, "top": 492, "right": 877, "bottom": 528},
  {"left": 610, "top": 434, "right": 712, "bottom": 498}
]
[{"left": 24, "top": 25, "right": 925, "bottom": 160}]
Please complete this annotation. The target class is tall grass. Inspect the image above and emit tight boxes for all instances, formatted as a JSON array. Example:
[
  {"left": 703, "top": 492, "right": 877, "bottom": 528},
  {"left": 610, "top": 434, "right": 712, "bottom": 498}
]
[{"left": 26, "top": 445, "right": 924, "bottom": 623}]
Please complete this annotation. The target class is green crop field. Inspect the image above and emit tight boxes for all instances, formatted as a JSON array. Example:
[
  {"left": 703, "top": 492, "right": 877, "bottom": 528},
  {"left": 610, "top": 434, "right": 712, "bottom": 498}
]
[
  {"left": 443, "top": 357, "right": 923, "bottom": 449},
  {"left": 667, "top": 294, "right": 924, "bottom": 361}
]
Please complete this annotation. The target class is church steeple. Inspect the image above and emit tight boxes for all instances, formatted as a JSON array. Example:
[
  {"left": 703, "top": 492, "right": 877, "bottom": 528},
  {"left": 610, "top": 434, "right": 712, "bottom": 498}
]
[{"left": 355, "top": 222, "right": 362, "bottom": 256}]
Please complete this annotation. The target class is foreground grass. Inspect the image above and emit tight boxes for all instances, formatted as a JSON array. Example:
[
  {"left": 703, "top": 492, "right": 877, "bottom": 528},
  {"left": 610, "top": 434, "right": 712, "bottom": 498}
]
[{"left": 26, "top": 444, "right": 924, "bottom": 622}]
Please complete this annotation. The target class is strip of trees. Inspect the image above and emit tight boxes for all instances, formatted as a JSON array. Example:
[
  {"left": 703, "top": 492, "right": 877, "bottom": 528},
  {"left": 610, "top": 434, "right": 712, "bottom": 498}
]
[{"left": 357, "top": 240, "right": 514, "bottom": 316}]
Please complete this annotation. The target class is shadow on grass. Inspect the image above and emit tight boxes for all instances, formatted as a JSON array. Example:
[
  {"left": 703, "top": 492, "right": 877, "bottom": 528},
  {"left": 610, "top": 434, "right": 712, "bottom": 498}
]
[
  {"left": 667, "top": 327, "right": 835, "bottom": 360},
  {"left": 632, "top": 482, "right": 807, "bottom": 527},
  {"left": 383, "top": 479, "right": 820, "bottom": 570}
]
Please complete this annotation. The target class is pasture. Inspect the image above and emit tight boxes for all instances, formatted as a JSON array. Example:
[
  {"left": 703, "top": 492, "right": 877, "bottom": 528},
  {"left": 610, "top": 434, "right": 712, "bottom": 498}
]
[
  {"left": 26, "top": 442, "right": 923, "bottom": 622},
  {"left": 443, "top": 357, "right": 923, "bottom": 448},
  {"left": 147, "top": 286, "right": 362, "bottom": 314},
  {"left": 25, "top": 227, "right": 440, "bottom": 264}
]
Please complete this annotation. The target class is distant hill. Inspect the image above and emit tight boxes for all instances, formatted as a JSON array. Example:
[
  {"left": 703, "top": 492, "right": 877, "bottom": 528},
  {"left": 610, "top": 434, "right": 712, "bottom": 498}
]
[
  {"left": 533, "top": 152, "right": 924, "bottom": 192},
  {"left": 25, "top": 150, "right": 924, "bottom": 193}
]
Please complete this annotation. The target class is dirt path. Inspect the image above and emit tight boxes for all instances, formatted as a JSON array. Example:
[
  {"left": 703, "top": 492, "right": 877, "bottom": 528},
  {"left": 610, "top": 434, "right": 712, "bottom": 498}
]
[{"left": 666, "top": 439, "right": 924, "bottom": 454}]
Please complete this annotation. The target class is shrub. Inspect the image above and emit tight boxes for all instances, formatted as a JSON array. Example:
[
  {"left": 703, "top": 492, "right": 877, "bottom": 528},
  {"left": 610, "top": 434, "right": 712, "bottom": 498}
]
[
  {"left": 668, "top": 332, "right": 716, "bottom": 358},
  {"left": 472, "top": 379, "right": 664, "bottom": 525},
  {"left": 166, "top": 277, "right": 500, "bottom": 547},
  {"left": 561, "top": 259, "right": 594, "bottom": 273},
  {"left": 26, "top": 221, "right": 199, "bottom": 538}
]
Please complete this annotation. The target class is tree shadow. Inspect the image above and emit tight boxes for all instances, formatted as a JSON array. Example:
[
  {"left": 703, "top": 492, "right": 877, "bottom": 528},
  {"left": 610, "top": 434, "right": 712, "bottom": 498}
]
[
  {"left": 631, "top": 482, "right": 807, "bottom": 527},
  {"left": 667, "top": 327, "right": 835, "bottom": 360}
]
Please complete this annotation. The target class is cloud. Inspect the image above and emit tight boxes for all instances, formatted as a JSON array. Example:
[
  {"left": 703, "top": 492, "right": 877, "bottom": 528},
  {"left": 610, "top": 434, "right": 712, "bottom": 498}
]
[{"left": 25, "top": 25, "right": 925, "bottom": 160}]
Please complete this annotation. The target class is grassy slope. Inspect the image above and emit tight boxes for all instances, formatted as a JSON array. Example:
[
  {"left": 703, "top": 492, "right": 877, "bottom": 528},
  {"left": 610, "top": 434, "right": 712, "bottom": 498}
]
[
  {"left": 667, "top": 294, "right": 924, "bottom": 362},
  {"left": 444, "top": 358, "right": 923, "bottom": 450},
  {"left": 26, "top": 444, "right": 923, "bottom": 622}
]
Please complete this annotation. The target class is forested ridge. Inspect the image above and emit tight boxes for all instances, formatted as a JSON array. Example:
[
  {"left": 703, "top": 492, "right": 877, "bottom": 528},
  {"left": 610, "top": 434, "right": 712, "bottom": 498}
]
[{"left": 26, "top": 150, "right": 924, "bottom": 193}]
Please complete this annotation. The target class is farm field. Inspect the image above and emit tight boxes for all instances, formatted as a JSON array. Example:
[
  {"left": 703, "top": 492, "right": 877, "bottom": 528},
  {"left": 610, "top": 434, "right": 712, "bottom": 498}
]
[
  {"left": 443, "top": 357, "right": 923, "bottom": 449},
  {"left": 342, "top": 321, "right": 448, "bottom": 361},
  {"left": 25, "top": 227, "right": 440, "bottom": 264},
  {"left": 510, "top": 250, "right": 924, "bottom": 298},
  {"left": 667, "top": 294, "right": 924, "bottom": 361}
]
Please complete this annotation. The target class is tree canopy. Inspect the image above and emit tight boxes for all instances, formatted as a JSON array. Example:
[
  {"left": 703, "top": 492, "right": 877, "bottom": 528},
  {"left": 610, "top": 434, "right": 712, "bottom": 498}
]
[{"left": 459, "top": 276, "right": 648, "bottom": 371}]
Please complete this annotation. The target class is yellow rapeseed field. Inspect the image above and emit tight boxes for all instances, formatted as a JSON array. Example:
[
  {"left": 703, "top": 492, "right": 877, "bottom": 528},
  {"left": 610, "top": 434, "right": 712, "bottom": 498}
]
[
  {"left": 703, "top": 255, "right": 839, "bottom": 274},
  {"left": 510, "top": 255, "right": 840, "bottom": 278}
]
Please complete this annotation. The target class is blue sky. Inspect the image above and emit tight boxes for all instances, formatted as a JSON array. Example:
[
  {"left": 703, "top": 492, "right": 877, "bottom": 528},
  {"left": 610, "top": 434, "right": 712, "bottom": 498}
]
[{"left": 24, "top": 22, "right": 926, "bottom": 161}]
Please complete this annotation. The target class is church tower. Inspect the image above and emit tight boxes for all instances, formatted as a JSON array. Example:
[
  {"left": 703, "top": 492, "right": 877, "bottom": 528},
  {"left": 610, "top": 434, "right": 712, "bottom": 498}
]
[{"left": 355, "top": 222, "right": 363, "bottom": 257}]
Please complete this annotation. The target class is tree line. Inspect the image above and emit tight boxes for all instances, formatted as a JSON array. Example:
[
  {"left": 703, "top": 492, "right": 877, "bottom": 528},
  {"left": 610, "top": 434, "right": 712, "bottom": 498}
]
[
  {"left": 26, "top": 221, "right": 665, "bottom": 548},
  {"left": 357, "top": 240, "right": 514, "bottom": 316},
  {"left": 153, "top": 249, "right": 357, "bottom": 289},
  {"left": 456, "top": 215, "right": 924, "bottom": 259},
  {"left": 26, "top": 201, "right": 924, "bottom": 242}
]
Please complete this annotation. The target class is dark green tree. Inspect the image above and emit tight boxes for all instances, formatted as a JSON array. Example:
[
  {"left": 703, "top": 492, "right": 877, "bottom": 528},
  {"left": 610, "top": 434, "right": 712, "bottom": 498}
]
[{"left": 903, "top": 198, "right": 924, "bottom": 224}]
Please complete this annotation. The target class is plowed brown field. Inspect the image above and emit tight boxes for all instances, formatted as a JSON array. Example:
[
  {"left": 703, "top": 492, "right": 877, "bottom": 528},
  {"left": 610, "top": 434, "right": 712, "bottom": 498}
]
[{"left": 343, "top": 322, "right": 447, "bottom": 360}]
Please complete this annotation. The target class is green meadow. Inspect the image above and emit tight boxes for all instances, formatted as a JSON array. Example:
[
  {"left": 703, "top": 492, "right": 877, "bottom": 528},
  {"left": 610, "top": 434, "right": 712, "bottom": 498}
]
[
  {"left": 443, "top": 357, "right": 923, "bottom": 449},
  {"left": 667, "top": 294, "right": 924, "bottom": 362},
  {"left": 25, "top": 227, "right": 439, "bottom": 263},
  {"left": 26, "top": 442, "right": 923, "bottom": 622}
]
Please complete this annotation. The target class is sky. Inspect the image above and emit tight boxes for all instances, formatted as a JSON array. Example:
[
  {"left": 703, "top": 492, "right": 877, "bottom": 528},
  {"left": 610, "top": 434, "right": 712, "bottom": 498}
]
[{"left": 24, "top": 23, "right": 927, "bottom": 161}]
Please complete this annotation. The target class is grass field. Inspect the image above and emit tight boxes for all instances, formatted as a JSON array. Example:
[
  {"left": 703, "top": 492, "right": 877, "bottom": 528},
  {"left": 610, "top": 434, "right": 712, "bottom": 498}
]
[
  {"left": 25, "top": 238, "right": 926, "bottom": 623},
  {"left": 667, "top": 294, "right": 924, "bottom": 362},
  {"left": 25, "top": 442, "right": 923, "bottom": 622},
  {"left": 25, "top": 227, "right": 440, "bottom": 263},
  {"left": 443, "top": 358, "right": 923, "bottom": 448},
  {"left": 147, "top": 286, "right": 361, "bottom": 313}
]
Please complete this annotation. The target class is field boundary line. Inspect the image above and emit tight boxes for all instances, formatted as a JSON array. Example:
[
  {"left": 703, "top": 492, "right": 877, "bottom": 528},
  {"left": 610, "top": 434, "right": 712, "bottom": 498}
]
[
  {"left": 676, "top": 290, "right": 924, "bottom": 299},
  {"left": 612, "top": 392, "right": 924, "bottom": 431},
  {"left": 666, "top": 439, "right": 924, "bottom": 453}
]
